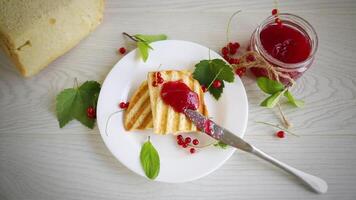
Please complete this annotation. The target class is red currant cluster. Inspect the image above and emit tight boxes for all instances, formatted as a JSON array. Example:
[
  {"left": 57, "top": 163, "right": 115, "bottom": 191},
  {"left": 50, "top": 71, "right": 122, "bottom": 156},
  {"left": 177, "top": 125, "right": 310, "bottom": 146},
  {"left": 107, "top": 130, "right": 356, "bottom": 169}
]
[
  {"left": 152, "top": 72, "right": 164, "bottom": 87},
  {"left": 272, "top": 8, "right": 282, "bottom": 27},
  {"left": 221, "top": 42, "right": 247, "bottom": 77},
  {"left": 221, "top": 42, "right": 240, "bottom": 65},
  {"left": 119, "top": 101, "right": 130, "bottom": 109},
  {"left": 87, "top": 106, "right": 96, "bottom": 119},
  {"left": 176, "top": 135, "right": 200, "bottom": 154},
  {"left": 118, "top": 47, "right": 126, "bottom": 55}
]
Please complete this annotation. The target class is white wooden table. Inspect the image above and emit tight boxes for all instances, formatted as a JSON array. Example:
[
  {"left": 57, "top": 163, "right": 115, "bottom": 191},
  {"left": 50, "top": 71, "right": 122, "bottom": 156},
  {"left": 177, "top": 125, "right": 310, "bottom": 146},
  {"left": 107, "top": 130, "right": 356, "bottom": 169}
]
[{"left": 1, "top": 0, "right": 356, "bottom": 199}]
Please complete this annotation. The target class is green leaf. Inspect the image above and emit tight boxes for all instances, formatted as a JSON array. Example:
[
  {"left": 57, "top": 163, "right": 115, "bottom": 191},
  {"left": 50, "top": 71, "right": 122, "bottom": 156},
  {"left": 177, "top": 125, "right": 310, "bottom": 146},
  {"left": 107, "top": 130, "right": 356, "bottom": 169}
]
[
  {"left": 260, "top": 91, "right": 285, "bottom": 108},
  {"left": 193, "top": 59, "right": 234, "bottom": 100},
  {"left": 137, "top": 41, "right": 149, "bottom": 62},
  {"left": 284, "top": 90, "right": 304, "bottom": 107},
  {"left": 214, "top": 141, "right": 228, "bottom": 149},
  {"left": 140, "top": 138, "right": 160, "bottom": 180},
  {"left": 257, "top": 77, "right": 285, "bottom": 94},
  {"left": 134, "top": 34, "right": 167, "bottom": 43},
  {"left": 56, "top": 81, "right": 101, "bottom": 129}
]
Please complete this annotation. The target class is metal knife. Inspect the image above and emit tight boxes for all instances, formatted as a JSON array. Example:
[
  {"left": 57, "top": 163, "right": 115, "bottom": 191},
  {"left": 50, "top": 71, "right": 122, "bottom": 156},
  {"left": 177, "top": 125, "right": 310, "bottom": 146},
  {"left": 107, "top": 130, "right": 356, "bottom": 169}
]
[{"left": 184, "top": 109, "right": 328, "bottom": 194}]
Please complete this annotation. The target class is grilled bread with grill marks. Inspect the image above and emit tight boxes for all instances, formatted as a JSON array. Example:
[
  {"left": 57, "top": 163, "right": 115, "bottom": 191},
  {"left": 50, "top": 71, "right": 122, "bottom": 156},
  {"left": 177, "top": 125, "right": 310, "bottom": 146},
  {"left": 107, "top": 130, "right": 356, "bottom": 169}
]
[
  {"left": 147, "top": 70, "right": 208, "bottom": 135},
  {"left": 124, "top": 81, "right": 153, "bottom": 131}
]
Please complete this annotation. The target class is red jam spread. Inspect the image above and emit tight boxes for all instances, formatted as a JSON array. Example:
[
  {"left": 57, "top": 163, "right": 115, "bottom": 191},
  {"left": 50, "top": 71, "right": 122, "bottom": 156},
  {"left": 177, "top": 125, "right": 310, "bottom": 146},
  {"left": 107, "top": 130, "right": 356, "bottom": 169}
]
[
  {"left": 160, "top": 81, "right": 199, "bottom": 113},
  {"left": 260, "top": 24, "right": 311, "bottom": 63}
]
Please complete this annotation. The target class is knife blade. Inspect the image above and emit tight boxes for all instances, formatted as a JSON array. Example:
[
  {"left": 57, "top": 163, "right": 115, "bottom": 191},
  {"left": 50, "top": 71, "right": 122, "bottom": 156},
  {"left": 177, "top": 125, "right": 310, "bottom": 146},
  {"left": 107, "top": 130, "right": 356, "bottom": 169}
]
[
  {"left": 183, "top": 108, "right": 328, "bottom": 194},
  {"left": 184, "top": 109, "right": 253, "bottom": 152}
]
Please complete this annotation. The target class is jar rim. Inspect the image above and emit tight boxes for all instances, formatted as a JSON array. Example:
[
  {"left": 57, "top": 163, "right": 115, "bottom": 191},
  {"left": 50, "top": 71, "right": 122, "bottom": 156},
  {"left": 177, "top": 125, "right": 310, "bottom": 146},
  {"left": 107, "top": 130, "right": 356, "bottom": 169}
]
[{"left": 255, "top": 13, "right": 318, "bottom": 69}]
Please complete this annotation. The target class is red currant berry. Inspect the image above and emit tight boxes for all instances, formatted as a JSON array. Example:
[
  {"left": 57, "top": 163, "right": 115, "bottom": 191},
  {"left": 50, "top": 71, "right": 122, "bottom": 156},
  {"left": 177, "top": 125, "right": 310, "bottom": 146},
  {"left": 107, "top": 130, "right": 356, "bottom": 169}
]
[
  {"left": 192, "top": 139, "right": 199, "bottom": 145},
  {"left": 119, "top": 102, "right": 128, "bottom": 109},
  {"left": 189, "top": 148, "right": 196, "bottom": 154},
  {"left": 152, "top": 80, "right": 158, "bottom": 87},
  {"left": 223, "top": 55, "right": 230, "bottom": 62},
  {"left": 212, "top": 80, "right": 222, "bottom": 88},
  {"left": 177, "top": 135, "right": 183, "bottom": 141},
  {"left": 230, "top": 58, "right": 240, "bottom": 65},
  {"left": 182, "top": 143, "right": 188, "bottom": 148},
  {"left": 275, "top": 18, "right": 281, "bottom": 24},
  {"left": 221, "top": 47, "right": 229, "bottom": 56},
  {"left": 156, "top": 72, "right": 161, "bottom": 78},
  {"left": 235, "top": 67, "right": 246, "bottom": 77},
  {"left": 185, "top": 137, "right": 191, "bottom": 144},
  {"left": 229, "top": 47, "right": 237, "bottom": 55},
  {"left": 87, "top": 107, "right": 96, "bottom": 118},
  {"left": 246, "top": 54, "right": 256, "bottom": 62},
  {"left": 276, "top": 130, "right": 285, "bottom": 138},
  {"left": 157, "top": 77, "right": 164, "bottom": 84},
  {"left": 233, "top": 42, "right": 240, "bottom": 49},
  {"left": 272, "top": 8, "right": 278, "bottom": 15},
  {"left": 177, "top": 139, "right": 184, "bottom": 145},
  {"left": 201, "top": 85, "right": 207, "bottom": 93},
  {"left": 118, "top": 47, "right": 126, "bottom": 55}
]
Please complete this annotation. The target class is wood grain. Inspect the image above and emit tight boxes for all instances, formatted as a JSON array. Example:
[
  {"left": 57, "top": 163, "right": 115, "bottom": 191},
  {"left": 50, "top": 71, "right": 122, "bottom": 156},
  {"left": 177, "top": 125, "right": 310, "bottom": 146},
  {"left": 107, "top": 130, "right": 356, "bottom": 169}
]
[{"left": 1, "top": 0, "right": 356, "bottom": 199}]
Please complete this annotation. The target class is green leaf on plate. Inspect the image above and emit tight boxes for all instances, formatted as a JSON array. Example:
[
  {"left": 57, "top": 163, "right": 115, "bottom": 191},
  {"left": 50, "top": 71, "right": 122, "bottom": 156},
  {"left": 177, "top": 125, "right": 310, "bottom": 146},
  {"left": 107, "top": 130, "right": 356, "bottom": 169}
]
[
  {"left": 137, "top": 41, "right": 149, "bottom": 62},
  {"left": 257, "top": 77, "right": 285, "bottom": 94},
  {"left": 284, "top": 90, "right": 304, "bottom": 108},
  {"left": 214, "top": 141, "right": 228, "bottom": 149},
  {"left": 56, "top": 81, "right": 101, "bottom": 129},
  {"left": 140, "top": 137, "right": 160, "bottom": 180},
  {"left": 260, "top": 90, "right": 285, "bottom": 108},
  {"left": 193, "top": 59, "right": 234, "bottom": 100}
]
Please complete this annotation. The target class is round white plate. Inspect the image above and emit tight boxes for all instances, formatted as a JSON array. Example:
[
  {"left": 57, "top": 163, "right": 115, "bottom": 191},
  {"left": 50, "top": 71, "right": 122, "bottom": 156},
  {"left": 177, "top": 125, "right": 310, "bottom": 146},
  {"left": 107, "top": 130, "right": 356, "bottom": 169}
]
[{"left": 97, "top": 40, "right": 248, "bottom": 183}]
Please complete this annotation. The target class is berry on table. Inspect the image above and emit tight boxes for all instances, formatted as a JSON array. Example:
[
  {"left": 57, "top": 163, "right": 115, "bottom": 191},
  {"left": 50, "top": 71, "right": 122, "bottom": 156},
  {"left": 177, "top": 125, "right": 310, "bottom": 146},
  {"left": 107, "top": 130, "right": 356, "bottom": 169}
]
[
  {"left": 276, "top": 130, "right": 285, "bottom": 138},
  {"left": 233, "top": 42, "right": 240, "bottom": 49},
  {"left": 235, "top": 67, "right": 246, "bottom": 77},
  {"left": 221, "top": 47, "right": 229, "bottom": 56},
  {"left": 246, "top": 54, "right": 256, "bottom": 62},
  {"left": 189, "top": 148, "right": 196, "bottom": 154},
  {"left": 212, "top": 80, "right": 222, "bottom": 88},
  {"left": 272, "top": 8, "right": 278, "bottom": 15},
  {"left": 118, "top": 47, "right": 126, "bottom": 55},
  {"left": 192, "top": 139, "right": 199, "bottom": 145},
  {"left": 86, "top": 106, "right": 96, "bottom": 118}
]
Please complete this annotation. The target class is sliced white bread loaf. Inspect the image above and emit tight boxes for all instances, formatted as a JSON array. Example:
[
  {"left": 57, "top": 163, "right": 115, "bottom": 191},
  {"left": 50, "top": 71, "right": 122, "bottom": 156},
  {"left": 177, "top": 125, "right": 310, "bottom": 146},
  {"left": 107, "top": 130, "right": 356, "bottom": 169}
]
[{"left": 0, "top": 0, "right": 105, "bottom": 77}]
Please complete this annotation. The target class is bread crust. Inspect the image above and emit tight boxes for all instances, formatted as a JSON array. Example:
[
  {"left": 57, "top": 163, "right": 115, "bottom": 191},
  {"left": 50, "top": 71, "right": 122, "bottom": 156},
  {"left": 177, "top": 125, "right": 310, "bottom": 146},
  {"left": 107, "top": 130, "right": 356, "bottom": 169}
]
[{"left": 0, "top": 0, "right": 105, "bottom": 77}]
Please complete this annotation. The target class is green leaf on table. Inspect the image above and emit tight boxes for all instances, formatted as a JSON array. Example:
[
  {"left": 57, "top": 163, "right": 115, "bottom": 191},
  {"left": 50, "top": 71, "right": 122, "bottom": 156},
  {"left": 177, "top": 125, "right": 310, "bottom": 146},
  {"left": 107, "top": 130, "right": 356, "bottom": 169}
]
[
  {"left": 260, "top": 90, "right": 285, "bottom": 108},
  {"left": 140, "top": 137, "right": 160, "bottom": 180},
  {"left": 56, "top": 81, "right": 101, "bottom": 129},
  {"left": 284, "top": 90, "right": 304, "bottom": 107},
  {"left": 132, "top": 33, "right": 167, "bottom": 62},
  {"left": 193, "top": 59, "right": 234, "bottom": 100},
  {"left": 257, "top": 77, "right": 285, "bottom": 94},
  {"left": 214, "top": 141, "right": 228, "bottom": 149},
  {"left": 134, "top": 34, "right": 167, "bottom": 43}
]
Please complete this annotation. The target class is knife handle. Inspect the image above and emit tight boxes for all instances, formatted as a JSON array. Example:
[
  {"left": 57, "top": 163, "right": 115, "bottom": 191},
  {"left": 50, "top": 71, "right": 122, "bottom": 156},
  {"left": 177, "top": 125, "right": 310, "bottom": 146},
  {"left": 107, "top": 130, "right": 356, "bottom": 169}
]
[{"left": 250, "top": 146, "right": 328, "bottom": 194}]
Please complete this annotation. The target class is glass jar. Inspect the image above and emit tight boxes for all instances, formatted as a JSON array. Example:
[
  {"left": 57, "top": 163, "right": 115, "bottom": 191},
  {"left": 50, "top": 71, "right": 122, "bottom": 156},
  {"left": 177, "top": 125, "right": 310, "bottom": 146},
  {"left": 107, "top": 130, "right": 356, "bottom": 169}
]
[{"left": 249, "top": 13, "right": 318, "bottom": 84}]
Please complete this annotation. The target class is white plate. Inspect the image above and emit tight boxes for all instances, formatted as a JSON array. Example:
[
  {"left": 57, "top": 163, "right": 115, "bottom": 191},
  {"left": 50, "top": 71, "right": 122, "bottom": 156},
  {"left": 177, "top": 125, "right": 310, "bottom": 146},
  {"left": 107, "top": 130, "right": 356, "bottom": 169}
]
[{"left": 97, "top": 40, "right": 248, "bottom": 183}]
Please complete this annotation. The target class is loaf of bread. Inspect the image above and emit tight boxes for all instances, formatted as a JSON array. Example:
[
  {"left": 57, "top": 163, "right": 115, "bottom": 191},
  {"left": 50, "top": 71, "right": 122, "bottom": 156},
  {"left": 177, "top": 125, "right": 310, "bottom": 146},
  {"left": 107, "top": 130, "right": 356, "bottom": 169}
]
[{"left": 0, "top": 0, "right": 105, "bottom": 77}]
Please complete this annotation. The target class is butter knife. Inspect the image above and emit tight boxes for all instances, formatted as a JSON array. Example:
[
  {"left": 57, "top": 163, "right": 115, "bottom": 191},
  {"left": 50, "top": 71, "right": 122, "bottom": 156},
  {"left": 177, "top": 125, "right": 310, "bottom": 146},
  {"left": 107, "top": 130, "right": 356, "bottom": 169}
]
[{"left": 184, "top": 109, "right": 328, "bottom": 194}]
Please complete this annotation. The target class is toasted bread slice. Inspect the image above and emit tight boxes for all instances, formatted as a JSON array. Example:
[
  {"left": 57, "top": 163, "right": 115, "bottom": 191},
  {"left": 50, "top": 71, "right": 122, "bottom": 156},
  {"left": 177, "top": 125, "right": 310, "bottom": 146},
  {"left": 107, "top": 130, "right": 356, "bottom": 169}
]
[
  {"left": 124, "top": 81, "right": 153, "bottom": 131},
  {"left": 147, "top": 70, "right": 208, "bottom": 135}
]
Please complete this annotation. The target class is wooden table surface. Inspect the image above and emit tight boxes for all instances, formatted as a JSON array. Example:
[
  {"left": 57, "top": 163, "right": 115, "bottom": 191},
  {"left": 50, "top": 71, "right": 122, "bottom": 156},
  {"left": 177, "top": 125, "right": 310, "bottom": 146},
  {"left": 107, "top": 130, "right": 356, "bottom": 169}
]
[{"left": 1, "top": 0, "right": 356, "bottom": 199}]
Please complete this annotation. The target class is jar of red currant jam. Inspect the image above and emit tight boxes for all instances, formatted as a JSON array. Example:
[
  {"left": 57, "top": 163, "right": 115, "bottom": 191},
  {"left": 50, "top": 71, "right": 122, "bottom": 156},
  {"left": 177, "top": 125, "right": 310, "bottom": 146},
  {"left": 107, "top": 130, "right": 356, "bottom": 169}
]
[{"left": 249, "top": 13, "right": 318, "bottom": 84}]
